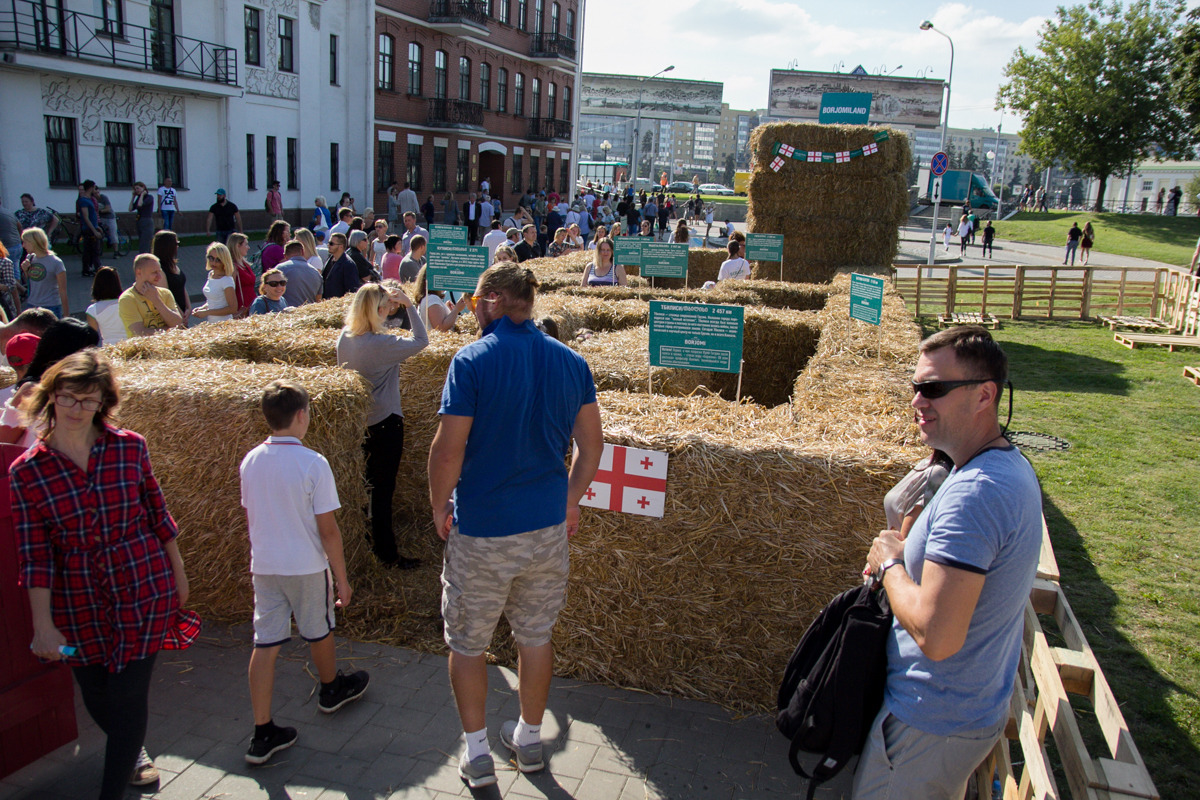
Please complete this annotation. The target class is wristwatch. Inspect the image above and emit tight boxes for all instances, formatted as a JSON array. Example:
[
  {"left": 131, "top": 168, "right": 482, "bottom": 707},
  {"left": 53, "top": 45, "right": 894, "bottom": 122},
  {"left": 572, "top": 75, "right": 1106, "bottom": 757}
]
[{"left": 878, "top": 558, "right": 905, "bottom": 578}]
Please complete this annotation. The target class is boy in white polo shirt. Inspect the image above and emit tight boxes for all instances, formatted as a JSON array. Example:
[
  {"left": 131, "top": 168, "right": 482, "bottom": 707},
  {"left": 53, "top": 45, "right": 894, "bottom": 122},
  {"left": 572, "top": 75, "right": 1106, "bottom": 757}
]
[{"left": 240, "top": 379, "right": 369, "bottom": 765}]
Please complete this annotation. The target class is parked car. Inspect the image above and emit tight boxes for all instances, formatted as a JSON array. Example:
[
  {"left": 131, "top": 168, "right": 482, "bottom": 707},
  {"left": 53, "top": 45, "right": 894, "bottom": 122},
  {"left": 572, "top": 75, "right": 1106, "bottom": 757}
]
[
  {"left": 665, "top": 181, "right": 695, "bottom": 193},
  {"left": 699, "top": 183, "right": 735, "bottom": 196}
]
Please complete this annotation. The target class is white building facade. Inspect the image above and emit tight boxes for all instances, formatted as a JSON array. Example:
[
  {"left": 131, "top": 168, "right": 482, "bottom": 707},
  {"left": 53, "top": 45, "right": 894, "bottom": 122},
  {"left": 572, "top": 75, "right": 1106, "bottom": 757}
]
[{"left": 0, "top": 0, "right": 371, "bottom": 232}]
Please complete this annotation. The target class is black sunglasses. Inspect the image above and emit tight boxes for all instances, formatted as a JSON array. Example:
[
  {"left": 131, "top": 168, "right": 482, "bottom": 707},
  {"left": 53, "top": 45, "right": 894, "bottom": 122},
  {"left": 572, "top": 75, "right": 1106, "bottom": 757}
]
[
  {"left": 910, "top": 378, "right": 992, "bottom": 399},
  {"left": 265, "top": 279, "right": 288, "bottom": 287}
]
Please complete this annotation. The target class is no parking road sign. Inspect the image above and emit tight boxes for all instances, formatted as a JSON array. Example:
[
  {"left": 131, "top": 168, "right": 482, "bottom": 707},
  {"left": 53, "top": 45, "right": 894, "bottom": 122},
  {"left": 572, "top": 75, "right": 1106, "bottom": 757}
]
[{"left": 930, "top": 151, "right": 949, "bottom": 177}]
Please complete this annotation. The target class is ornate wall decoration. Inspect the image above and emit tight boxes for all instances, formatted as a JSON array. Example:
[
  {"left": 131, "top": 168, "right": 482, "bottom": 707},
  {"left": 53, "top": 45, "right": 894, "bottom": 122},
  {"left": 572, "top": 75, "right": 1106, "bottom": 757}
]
[
  {"left": 41, "top": 76, "right": 184, "bottom": 146},
  {"left": 308, "top": 1, "right": 321, "bottom": 29},
  {"left": 246, "top": 0, "right": 301, "bottom": 100}
]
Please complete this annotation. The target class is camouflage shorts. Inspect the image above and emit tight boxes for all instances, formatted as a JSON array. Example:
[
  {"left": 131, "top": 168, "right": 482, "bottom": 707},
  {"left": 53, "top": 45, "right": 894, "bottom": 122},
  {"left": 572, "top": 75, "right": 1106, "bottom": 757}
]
[{"left": 440, "top": 522, "right": 569, "bottom": 657}]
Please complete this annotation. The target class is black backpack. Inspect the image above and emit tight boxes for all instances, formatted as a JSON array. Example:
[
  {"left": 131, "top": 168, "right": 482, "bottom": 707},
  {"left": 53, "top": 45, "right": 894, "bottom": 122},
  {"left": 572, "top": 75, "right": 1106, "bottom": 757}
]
[{"left": 776, "top": 583, "right": 893, "bottom": 800}]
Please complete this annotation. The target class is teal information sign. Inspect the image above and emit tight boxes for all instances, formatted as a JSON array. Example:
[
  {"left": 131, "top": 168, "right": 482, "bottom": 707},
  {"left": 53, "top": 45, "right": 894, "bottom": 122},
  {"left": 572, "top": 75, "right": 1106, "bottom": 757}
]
[
  {"left": 818, "top": 92, "right": 873, "bottom": 125},
  {"left": 849, "top": 272, "right": 885, "bottom": 326},
  {"left": 428, "top": 224, "right": 468, "bottom": 245},
  {"left": 640, "top": 242, "right": 689, "bottom": 279},
  {"left": 427, "top": 244, "right": 489, "bottom": 293},
  {"left": 614, "top": 238, "right": 643, "bottom": 266},
  {"left": 648, "top": 301, "right": 744, "bottom": 374},
  {"left": 745, "top": 233, "right": 784, "bottom": 261}
]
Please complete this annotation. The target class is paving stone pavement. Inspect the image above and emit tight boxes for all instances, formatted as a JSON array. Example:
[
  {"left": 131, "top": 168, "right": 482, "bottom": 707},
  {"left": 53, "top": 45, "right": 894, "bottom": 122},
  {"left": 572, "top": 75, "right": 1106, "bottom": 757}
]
[{"left": 0, "top": 624, "right": 856, "bottom": 799}]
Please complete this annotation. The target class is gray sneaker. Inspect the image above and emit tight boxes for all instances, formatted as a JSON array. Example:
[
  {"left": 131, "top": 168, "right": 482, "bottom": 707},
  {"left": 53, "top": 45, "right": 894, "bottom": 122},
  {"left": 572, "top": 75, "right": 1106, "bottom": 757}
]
[
  {"left": 458, "top": 751, "right": 497, "bottom": 788},
  {"left": 499, "top": 720, "right": 545, "bottom": 773}
]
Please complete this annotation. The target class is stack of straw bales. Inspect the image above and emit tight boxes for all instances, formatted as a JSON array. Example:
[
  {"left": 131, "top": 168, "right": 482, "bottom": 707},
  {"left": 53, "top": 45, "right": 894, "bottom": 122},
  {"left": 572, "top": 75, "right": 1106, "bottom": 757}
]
[
  {"left": 542, "top": 280, "right": 827, "bottom": 311},
  {"left": 746, "top": 123, "right": 911, "bottom": 283}
]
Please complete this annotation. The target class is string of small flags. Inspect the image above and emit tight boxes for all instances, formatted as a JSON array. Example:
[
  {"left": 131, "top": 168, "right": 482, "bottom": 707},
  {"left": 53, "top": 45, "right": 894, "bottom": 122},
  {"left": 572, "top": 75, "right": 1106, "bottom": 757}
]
[{"left": 768, "top": 130, "right": 891, "bottom": 172}]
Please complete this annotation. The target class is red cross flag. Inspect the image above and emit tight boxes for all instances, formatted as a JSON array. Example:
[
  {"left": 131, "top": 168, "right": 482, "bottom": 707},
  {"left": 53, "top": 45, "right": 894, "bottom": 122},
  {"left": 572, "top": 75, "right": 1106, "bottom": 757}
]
[
  {"left": 769, "top": 155, "right": 786, "bottom": 172},
  {"left": 580, "top": 443, "right": 668, "bottom": 518},
  {"left": 806, "top": 151, "right": 822, "bottom": 163},
  {"left": 778, "top": 143, "right": 795, "bottom": 158},
  {"left": 835, "top": 151, "right": 851, "bottom": 163},
  {"left": 862, "top": 142, "right": 878, "bottom": 156}
]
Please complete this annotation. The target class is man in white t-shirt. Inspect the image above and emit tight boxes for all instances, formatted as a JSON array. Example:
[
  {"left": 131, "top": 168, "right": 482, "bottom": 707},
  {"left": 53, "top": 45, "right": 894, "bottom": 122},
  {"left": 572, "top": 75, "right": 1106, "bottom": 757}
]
[
  {"left": 717, "top": 240, "right": 752, "bottom": 281},
  {"left": 329, "top": 208, "right": 353, "bottom": 237},
  {"left": 481, "top": 220, "right": 507, "bottom": 263},
  {"left": 398, "top": 182, "right": 420, "bottom": 217}
]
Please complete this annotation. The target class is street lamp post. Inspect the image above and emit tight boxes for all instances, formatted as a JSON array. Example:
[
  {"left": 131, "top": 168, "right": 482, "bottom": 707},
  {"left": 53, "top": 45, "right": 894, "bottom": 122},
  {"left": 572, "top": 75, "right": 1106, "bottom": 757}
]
[
  {"left": 921, "top": 20, "right": 954, "bottom": 266},
  {"left": 631, "top": 65, "right": 674, "bottom": 190},
  {"left": 600, "top": 139, "right": 612, "bottom": 185}
]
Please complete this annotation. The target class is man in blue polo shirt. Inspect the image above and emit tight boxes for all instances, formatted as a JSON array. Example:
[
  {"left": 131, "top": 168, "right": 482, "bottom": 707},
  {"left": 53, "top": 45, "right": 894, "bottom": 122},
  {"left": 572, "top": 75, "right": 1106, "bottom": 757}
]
[
  {"left": 861, "top": 326, "right": 1041, "bottom": 799},
  {"left": 428, "top": 263, "right": 603, "bottom": 789}
]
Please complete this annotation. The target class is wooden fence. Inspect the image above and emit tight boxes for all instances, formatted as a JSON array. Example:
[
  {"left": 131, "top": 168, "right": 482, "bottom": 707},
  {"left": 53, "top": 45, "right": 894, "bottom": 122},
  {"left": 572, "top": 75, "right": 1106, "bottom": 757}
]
[{"left": 892, "top": 265, "right": 1197, "bottom": 325}]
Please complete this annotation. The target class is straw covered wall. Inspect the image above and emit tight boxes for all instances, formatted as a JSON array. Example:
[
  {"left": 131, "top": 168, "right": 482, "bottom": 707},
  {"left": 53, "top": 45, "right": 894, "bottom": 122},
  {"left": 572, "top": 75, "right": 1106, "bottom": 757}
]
[{"left": 746, "top": 123, "right": 912, "bottom": 283}]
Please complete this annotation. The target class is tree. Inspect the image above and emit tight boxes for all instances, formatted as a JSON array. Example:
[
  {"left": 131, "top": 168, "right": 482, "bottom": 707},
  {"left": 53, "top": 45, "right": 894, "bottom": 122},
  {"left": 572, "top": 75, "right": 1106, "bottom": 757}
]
[
  {"left": 1025, "top": 163, "right": 1043, "bottom": 189},
  {"left": 963, "top": 140, "right": 979, "bottom": 172},
  {"left": 1186, "top": 173, "right": 1200, "bottom": 210},
  {"left": 945, "top": 141, "right": 959, "bottom": 168},
  {"left": 722, "top": 154, "right": 735, "bottom": 186},
  {"left": 1171, "top": 8, "right": 1200, "bottom": 139},
  {"left": 997, "top": 0, "right": 1190, "bottom": 211}
]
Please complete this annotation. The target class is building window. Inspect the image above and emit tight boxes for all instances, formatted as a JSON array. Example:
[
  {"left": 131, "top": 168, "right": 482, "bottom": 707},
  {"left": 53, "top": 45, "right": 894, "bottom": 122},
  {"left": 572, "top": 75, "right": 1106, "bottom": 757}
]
[
  {"left": 103, "top": 121, "right": 132, "bottom": 187},
  {"left": 378, "top": 34, "right": 394, "bottom": 90},
  {"left": 1141, "top": 180, "right": 1153, "bottom": 192},
  {"left": 278, "top": 15, "right": 294, "bottom": 72},
  {"left": 378, "top": 140, "right": 394, "bottom": 193},
  {"left": 533, "top": 0, "right": 543, "bottom": 33},
  {"left": 459, "top": 57, "right": 471, "bottom": 101},
  {"left": 547, "top": 82, "right": 556, "bottom": 120},
  {"left": 563, "top": 85, "right": 571, "bottom": 120},
  {"left": 517, "top": 0, "right": 526, "bottom": 30},
  {"left": 565, "top": 8, "right": 575, "bottom": 38},
  {"left": 480, "top": 63, "right": 491, "bottom": 109},
  {"left": 246, "top": 134, "right": 256, "bottom": 191},
  {"left": 286, "top": 137, "right": 297, "bottom": 189},
  {"left": 531, "top": 77, "right": 541, "bottom": 118},
  {"left": 244, "top": 7, "right": 260, "bottom": 66},
  {"left": 330, "top": 142, "right": 339, "bottom": 192},
  {"left": 329, "top": 34, "right": 338, "bottom": 85},
  {"left": 500, "top": 0, "right": 510, "bottom": 24},
  {"left": 433, "top": 145, "right": 446, "bottom": 192},
  {"left": 514, "top": 72, "right": 524, "bottom": 117},
  {"left": 266, "top": 135, "right": 277, "bottom": 186},
  {"left": 434, "top": 50, "right": 448, "bottom": 99},
  {"left": 512, "top": 153, "right": 523, "bottom": 193},
  {"left": 407, "top": 142, "right": 421, "bottom": 190},
  {"left": 529, "top": 155, "right": 538, "bottom": 195},
  {"left": 551, "top": 2, "right": 559, "bottom": 33},
  {"left": 560, "top": 157, "right": 569, "bottom": 194},
  {"left": 408, "top": 42, "right": 422, "bottom": 95},
  {"left": 456, "top": 147, "right": 469, "bottom": 192},
  {"left": 156, "top": 125, "right": 182, "bottom": 187},
  {"left": 497, "top": 68, "right": 508, "bottom": 112}
]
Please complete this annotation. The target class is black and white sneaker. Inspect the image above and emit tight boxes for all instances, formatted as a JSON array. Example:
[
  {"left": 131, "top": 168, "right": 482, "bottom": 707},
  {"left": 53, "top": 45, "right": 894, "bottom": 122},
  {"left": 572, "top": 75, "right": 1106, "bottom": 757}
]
[
  {"left": 245, "top": 725, "right": 298, "bottom": 765},
  {"left": 318, "top": 670, "right": 370, "bottom": 713}
]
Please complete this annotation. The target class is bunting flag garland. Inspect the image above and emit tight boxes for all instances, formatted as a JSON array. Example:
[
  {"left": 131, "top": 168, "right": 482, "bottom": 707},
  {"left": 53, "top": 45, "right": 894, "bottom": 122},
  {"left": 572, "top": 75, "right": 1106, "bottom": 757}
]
[{"left": 769, "top": 129, "right": 891, "bottom": 170}]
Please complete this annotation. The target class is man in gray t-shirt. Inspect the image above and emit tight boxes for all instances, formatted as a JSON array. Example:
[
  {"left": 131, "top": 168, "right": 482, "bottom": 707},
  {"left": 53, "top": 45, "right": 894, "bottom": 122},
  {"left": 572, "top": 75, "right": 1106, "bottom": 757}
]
[
  {"left": 860, "top": 326, "right": 1041, "bottom": 800},
  {"left": 276, "top": 243, "right": 323, "bottom": 306},
  {"left": 399, "top": 236, "right": 426, "bottom": 283}
]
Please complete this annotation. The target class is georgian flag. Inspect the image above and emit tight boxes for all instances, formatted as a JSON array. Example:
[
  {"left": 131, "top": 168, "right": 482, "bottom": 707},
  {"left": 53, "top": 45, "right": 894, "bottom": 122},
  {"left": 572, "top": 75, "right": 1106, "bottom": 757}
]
[
  {"left": 862, "top": 142, "right": 879, "bottom": 156},
  {"left": 769, "top": 155, "right": 786, "bottom": 172},
  {"left": 835, "top": 151, "right": 851, "bottom": 163},
  {"left": 807, "top": 151, "right": 822, "bottom": 162},
  {"left": 580, "top": 443, "right": 668, "bottom": 518},
  {"left": 778, "top": 143, "right": 795, "bottom": 158}
]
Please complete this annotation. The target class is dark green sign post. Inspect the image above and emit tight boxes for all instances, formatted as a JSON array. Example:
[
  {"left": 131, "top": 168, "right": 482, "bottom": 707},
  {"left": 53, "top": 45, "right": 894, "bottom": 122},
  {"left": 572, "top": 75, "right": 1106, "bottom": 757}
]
[
  {"left": 818, "top": 92, "right": 873, "bottom": 125},
  {"left": 746, "top": 233, "right": 784, "bottom": 282},
  {"left": 640, "top": 242, "right": 689, "bottom": 284},
  {"left": 849, "top": 272, "right": 886, "bottom": 360},
  {"left": 428, "top": 224, "right": 468, "bottom": 245},
  {"left": 614, "top": 238, "right": 643, "bottom": 267},
  {"left": 648, "top": 300, "right": 745, "bottom": 398},
  {"left": 427, "top": 244, "right": 489, "bottom": 293}
]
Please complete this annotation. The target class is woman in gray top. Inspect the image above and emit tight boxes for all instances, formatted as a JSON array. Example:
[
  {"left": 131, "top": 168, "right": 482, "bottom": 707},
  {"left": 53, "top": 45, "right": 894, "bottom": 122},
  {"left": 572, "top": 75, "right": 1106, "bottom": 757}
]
[
  {"left": 336, "top": 283, "right": 428, "bottom": 568},
  {"left": 19, "top": 227, "right": 68, "bottom": 318}
]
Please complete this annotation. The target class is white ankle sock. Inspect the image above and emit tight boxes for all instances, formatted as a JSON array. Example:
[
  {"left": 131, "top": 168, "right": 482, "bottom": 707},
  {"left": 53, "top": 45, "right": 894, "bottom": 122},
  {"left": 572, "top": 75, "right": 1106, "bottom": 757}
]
[
  {"left": 513, "top": 717, "right": 541, "bottom": 747},
  {"left": 464, "top": 727, "right": 489, "bottom": 761}
]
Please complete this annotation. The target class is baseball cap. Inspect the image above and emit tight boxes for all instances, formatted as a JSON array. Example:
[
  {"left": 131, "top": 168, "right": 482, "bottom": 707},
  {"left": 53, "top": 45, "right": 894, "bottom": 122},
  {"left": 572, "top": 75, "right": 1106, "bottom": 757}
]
[
  {"left": 5, "top": 333, "right": 39, "bottom": 368},
  {"left": 215, "top": 188, "right": 227, "bottom": 196}
]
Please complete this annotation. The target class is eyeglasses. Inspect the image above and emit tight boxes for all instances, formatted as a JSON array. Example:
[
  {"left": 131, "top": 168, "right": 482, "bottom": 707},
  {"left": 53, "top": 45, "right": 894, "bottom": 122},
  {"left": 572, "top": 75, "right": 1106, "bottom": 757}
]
[
  {"left": 54, "top": 394, "right": 103, "bottom": 412},
  {"left": 265, "top": 279, "right": 287, "bottom": 287},
  {"left": 467, "top": 294, "right": 479, "bottom": 311},
  {"left": 910, "top": 378, "right": 992, "bottom": 399},
  {"left": 206, "top": 255, "right": 220, "bottom": 262}
]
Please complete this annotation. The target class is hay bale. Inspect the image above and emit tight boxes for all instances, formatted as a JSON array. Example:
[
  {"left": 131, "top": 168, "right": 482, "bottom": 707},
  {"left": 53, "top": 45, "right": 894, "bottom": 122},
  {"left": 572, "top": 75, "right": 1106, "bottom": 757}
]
[
  {"left": 534, "top": 280, "right": 829, "bottom": 311},
  {"left": 111, "top": 358, "right": 373, "bottom": 621},
  {"left": 570, "top": 327, "right": 717, "bottom": 397},
  {"left": 0, "top": 366, "right": 15, "bottom": 390},
  {"left": 750, "top": 122, "right": 910, "bottom": 179},
  {"left": 533, "top": 295, "right": 648, "bottom": 341}
]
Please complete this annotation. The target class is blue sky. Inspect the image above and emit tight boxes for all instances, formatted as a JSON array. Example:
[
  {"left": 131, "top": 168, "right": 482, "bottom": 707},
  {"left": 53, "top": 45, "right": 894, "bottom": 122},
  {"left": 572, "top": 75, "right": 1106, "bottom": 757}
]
[{"left": 582, "top": 1, "right": 1199, "bottom": 133}]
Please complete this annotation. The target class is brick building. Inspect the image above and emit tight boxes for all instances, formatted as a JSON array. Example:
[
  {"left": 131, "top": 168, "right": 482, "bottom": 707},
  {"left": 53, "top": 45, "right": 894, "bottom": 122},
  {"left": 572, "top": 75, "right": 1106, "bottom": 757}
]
[{"left": 373, "top": 0, "right": 584, "bottom": 217}]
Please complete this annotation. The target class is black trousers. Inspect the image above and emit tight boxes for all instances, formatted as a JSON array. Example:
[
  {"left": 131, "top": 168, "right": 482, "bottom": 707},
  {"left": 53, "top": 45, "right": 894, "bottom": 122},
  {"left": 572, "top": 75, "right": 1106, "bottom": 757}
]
[
  {"left": 73, "top": 653, "right": 157, "bottom": 799},
  {"left": 363, "top": 413, "right": 405, "bottom": 562},
  {"left": 80, "top": 231, "right": 102, "bottom": 274}
]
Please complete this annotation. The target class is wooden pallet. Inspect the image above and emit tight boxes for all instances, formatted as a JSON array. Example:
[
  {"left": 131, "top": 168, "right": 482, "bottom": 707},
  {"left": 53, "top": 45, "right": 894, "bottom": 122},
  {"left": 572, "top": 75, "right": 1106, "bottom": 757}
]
[
  {"left": 1114, "top": 332, "right": 1200, "bottom": 352},
  {"left": 938, "top": 311, "right": 1001, "bottom": 329},
  {"left": 1097, "top": 315, "right": 1172, "bottom": 332},
  {"left": 1184, "top": 366, "right": 1200, "bottom": 386}
]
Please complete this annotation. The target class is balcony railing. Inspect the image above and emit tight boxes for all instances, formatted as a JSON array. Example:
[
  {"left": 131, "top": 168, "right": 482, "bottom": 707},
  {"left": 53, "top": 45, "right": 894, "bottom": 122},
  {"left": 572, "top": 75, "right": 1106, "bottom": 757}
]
[
  {"left": 428, "top": 0, "right": 490, "bottom": 27},
  {"left": 0, "top": 0, "right": 238, "bottom": 85},
  {"left": 427, "top": 98, "right": 484, "bottom": 129},
  {"left": 530, "top": 32, "right": 575, "bottom": 60},
  {"left": 528, "top": 117, "right": 572, "bottom": 142}
]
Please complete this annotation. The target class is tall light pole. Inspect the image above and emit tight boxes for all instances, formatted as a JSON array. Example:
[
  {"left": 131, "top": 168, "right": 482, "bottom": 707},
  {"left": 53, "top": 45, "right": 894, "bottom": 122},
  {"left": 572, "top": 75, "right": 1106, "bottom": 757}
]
[
  {"left": 631, "top": 65, "right": 674, "bottom": 189},
  {"left": 600, "top": 139, "right": 612, "bottom": 185},
  {"left": 921, "top": 20, "right": 954, "bottom": 266}
]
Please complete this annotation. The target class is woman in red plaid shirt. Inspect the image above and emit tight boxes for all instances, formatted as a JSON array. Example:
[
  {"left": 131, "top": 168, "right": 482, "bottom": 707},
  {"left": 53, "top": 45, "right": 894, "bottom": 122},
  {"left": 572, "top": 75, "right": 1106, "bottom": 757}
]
[{"left": 11, "top": 350, "right": 195, "bottom": 796}]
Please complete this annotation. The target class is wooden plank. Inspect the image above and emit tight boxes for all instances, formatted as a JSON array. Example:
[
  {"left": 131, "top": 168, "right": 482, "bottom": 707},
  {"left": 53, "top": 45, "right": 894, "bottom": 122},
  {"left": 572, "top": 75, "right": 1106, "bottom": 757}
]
[
  {"left": 1051, "top": 646, "right": 1095, "bottom": 696},
  {"left": 1038, "top": 517, "right": 1061, "bottom": 582},
  {"left": 1184, "top": 366, "right": 1200, "bottom": 386},
  {"left": 1032, "top": 577, "right": 1060, "bottom": 615},
  {"left": 1114, "top": 333, "right": 1200, "bottom": 351},
  {"left": 1095, "top": 758, "right": 1160, "bottom": 800},
  {"left": 1114, "top": 333, "right": 1139, "bottom": 350}
]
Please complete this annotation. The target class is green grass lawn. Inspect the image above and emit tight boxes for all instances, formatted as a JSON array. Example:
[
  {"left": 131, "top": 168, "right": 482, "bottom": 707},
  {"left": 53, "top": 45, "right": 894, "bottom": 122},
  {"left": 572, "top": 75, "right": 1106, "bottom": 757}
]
[
  {"left": 996, "top": 211, "right": 1200, "bottom": 265},
  {"left": 920, "top": 318, "right": 1199, "bottom": 796}
]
